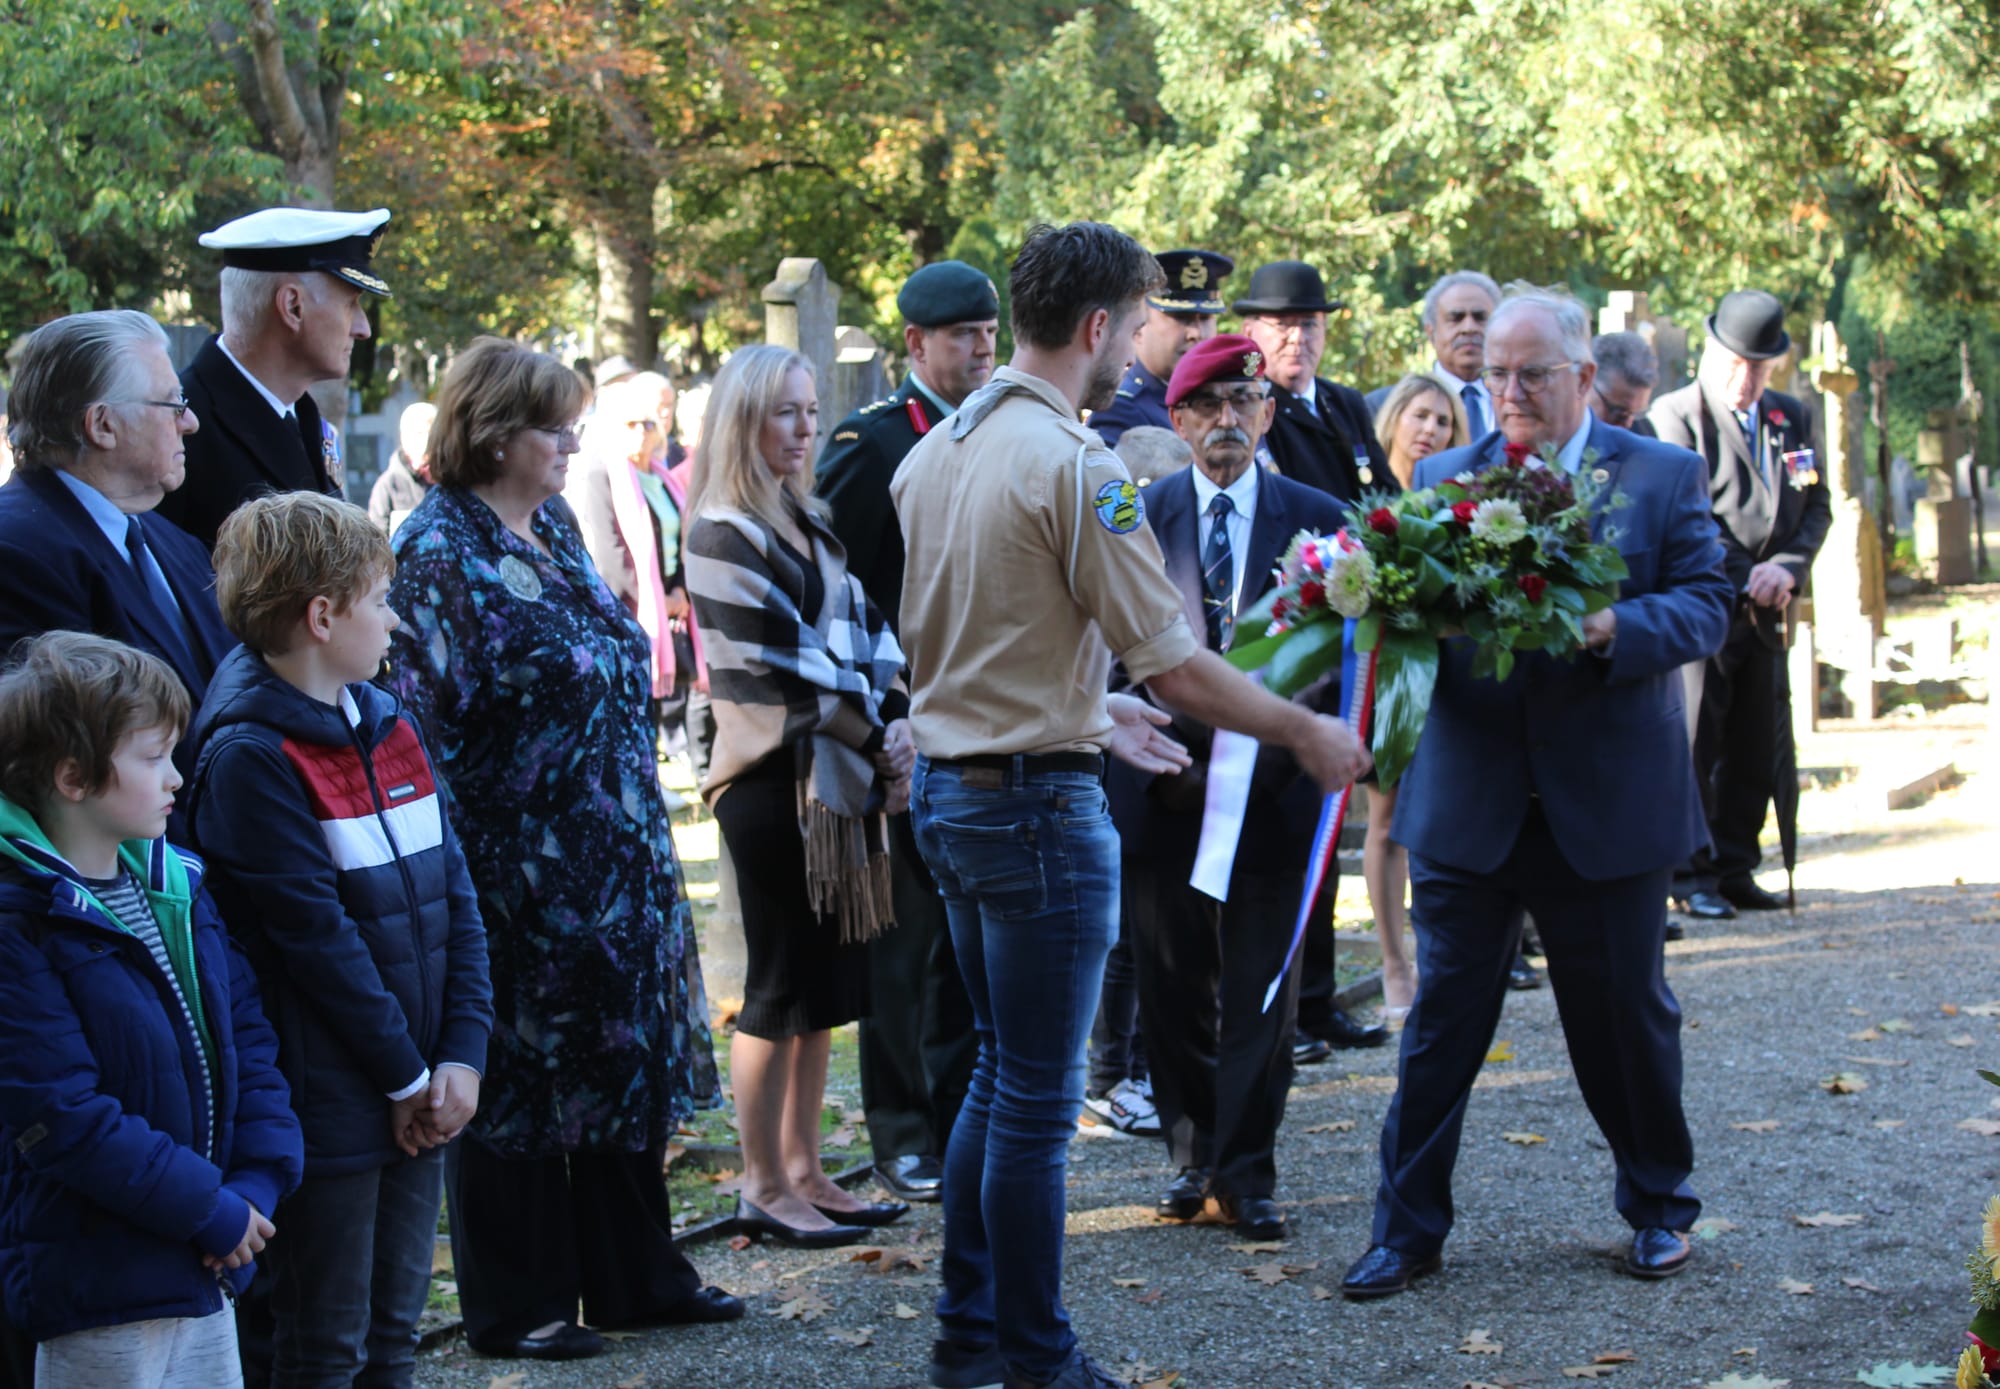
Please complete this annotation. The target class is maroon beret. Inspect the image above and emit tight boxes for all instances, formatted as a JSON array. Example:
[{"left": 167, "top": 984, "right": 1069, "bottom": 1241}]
[{"left": 1165, "top": 334, "right": 1268, "bottom": 408}]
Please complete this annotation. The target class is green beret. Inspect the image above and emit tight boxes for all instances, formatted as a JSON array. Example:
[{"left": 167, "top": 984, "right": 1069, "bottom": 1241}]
[{"left": 898, "top": 261, "right": 1000, "bottom": 328}]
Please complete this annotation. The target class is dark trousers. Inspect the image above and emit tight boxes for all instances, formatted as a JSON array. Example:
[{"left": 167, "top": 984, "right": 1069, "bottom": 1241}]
[
  {"left": 859, "top": 813, "right": 979, "bottom": 1161},
  {"left": 444, "top": 1134, "right": 701, "bottom": 1350},
  {"left": 1128, "top": 857, "right": 1302, "bottom": 1198},
  {"left": 1294, "top": 871, "right": 1340, "bottom": 1036},
  {"left": 269, "top": 1151, "right": 444, "bottom": 1389},
  {"left": 1680, "top": 618, "right": 1780, "bottom": 893},
  {"left": 1086, "top": 928, "right": 1147, "bottom": 1096},
  {"left": 1372, "top": 804, "right": 1700, "bottom": 1255},
  {"left": 0, "top": 1321, "right": 31, "bottom": 1389}
]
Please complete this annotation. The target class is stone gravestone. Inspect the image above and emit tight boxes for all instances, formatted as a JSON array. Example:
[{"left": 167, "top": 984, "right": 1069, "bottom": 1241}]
[
  {"left": 1806, "top": 321, "right": 1888, "bottom": 721},
  {"left": 763, "top": 258, "right": 839, "bottom": 442},
  {"left": 830, "top": 326, "right": 892, "bottom": 427}
]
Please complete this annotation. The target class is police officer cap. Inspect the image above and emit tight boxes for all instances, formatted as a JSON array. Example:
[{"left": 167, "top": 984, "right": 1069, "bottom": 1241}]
[
  {"left": 1149, "top": 249, "right": 1234, "bottom": 315},
  {"left": 897, "top": 261, "right": 1001, "bottom": 328},
  {"left": 199, "top": 206, "right": 393, "bottom": 297}
]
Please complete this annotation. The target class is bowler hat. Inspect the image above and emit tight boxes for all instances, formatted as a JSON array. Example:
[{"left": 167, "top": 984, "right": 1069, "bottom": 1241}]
[
  {"left": 1231, "top": 260, "right": 1343, "bottom": 315},
  {"left": 1706, "top": 289, "right": 1790, "bottom": 361}
]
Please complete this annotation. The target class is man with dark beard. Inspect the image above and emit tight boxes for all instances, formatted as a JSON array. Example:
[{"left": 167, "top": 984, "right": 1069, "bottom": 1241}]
[{"left": 891, "top": 223, "right": 1369, "bottom": 1389}]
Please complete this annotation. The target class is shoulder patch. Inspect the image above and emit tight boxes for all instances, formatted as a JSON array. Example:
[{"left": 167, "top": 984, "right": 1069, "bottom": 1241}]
[
  {"left": 1093, "top": 479, "right": 1145, "bottom": 535},
  {"left": 859, "top": 398, "right": 893, "bottom": 415},
  {"left": 833, "top": 430, "right": 860, "bottom": 443}
]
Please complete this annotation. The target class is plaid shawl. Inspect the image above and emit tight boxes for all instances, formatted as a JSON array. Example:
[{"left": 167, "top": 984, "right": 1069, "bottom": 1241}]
[{"left": 685, "top": 504, "right": 905, "bottom": 940}]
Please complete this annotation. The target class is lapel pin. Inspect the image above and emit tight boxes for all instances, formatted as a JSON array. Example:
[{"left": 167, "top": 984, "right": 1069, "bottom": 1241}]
[{"left": 1591, "top": 467, "right": 1609, "bottom": 484}]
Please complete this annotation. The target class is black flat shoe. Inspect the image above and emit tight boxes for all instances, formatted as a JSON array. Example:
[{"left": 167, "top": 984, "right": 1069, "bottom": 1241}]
[
  {"left": 1215, "top": 1193, "right": 1288, "bottom": 1241},
  {"left": 1319, "top": 1006, "right": 1390, "bottom": 1049},
  {"left": 604, "top": 1285, "right": 746, "bottom": 1328},
  {"left": 482, "top": 1322, "right": 604, "bottom": 1360},
  {"left": 1720, "top": 880, "right": 1787, "bottom": 912},
  {"left": 1624, "top": 1226, "right": 1691, "bottom": 1279},
  {"left": 814, "top": 1197, "right": 909, "bottom": 1227},
  {"left": 1340, "top": 1244, "right": 1441, "bottom": 1300},
  {"left": 1156, "top": 1166, "right": 1208, "bottom": 1221},
  {"left": 1508, "top": 956, "right": 1542, "bottom": 990},
  {"left": 1292, "top": 1035, "right": 1333, "bottom": 1066},
  {"left": 733, "top": 1197, "right": 871, "bottom": 1248},
  {"left": 876, "top": 1153, "right": 944, "bottom": 1202},
  {"left": 1675, "top": 889, "right": 1737, "bottom": 920}
]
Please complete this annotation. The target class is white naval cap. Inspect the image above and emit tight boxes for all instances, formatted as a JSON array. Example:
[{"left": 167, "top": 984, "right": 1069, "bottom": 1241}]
[{"left": 198, "top": 207, "right": 393, "bottom": 297}]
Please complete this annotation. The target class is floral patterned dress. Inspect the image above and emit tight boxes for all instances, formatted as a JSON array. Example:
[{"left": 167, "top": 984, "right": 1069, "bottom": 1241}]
[{"left": 387, "top": 484, "right": 719, "bottom": 1158}]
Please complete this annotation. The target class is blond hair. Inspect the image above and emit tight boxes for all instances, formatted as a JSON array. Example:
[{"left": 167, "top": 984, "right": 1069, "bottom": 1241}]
[
  {"left": 0, "top": 632, "right": 189, "bottom": 810},
  {"left": 1373, "top": 374, "right": 1459, "bottom": 458},
  {"left": 213, "top": 492, "right": 394, "bottom": 655},
  {"left": 684, "top": 345, "right": 828, "bottom": 530}
]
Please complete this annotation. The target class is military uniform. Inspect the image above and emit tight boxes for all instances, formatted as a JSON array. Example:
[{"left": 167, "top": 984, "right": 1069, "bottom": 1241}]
[
  {"left": 817, "top": 376, "right": 943, "bottom": 631},
  {"left": 1089, "top": 249, "right": 1233, "bottom": 451},
  {"left": 1089, "top": 361, "right": 1171, "bottom": 450}
]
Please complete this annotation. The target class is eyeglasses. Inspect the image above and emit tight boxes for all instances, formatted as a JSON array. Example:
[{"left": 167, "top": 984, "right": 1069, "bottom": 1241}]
[
  {"left": 530, "top": 424, "right": 584, "bottom": 448},
  {"left": 1246, "top": 315, "right": 1325, "bottom": 339},
  {"left": 1479, "top": 363, "right": 1580, "bottom": 396},
  {"left": 118, "top": 397, "right": 192, "bottom": 420},
  {"left": 1175, "top": 385, "right": 1270, "bottom": 416},
  {"left": 1590, "top": 381, "right": 1640, "bottom": 426}
]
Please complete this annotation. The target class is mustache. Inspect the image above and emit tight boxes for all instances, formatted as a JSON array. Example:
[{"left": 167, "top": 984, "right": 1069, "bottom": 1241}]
[{"left": 1204, "top": 426, "right": 1251, "bottom": 449}]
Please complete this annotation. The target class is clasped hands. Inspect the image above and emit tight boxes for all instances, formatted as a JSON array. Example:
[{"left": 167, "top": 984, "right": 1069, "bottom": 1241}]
[
  {"left": 875, "top": 718, "right": 915, "bottom": 815},
  {"left": 391, "top": 1065, "right": 481, "bottom": 1158}
]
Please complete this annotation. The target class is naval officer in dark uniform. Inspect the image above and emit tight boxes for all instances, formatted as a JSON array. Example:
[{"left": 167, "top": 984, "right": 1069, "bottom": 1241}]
[
  {"left": 815, "top": 261, "right": 1000, "bottom": 1204},
  {"left": 157, "top": 206, "right": 391, "bottom": 549},
  {"left": 1088, "top": 249, "right": 1234, "bottom": 450}
]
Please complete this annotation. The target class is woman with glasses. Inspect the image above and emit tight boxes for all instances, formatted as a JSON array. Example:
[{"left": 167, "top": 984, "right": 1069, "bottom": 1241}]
[{"left": 386, "top": 338, "right": 737, "bottom": 1362}]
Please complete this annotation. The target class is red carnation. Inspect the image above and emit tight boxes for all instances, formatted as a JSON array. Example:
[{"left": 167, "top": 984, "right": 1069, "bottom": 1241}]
[
  {"left": 1299, "top": 581, "right": 1326, "bottom": 610},
  {"left": 1367, "top": 507, "right": 1399, "bottom": 536},
  {"left": 1271, "top": 597, "right": 1290, "bottom": 622},
  {"left": 1770, "top": 409, "right": 1789, "bottom": 430},
  {"left": 1975, "top": 1334, "right": 2000, "bottom": 1374},
  {"left": 1518, "top": 574, "right": 1547, "bottom": 603},
  {"left": 1451, "top": 500, "right": 1477, "bottom": 526},
  {"left": 1503, "top": 441, "right": 1533, "bottom": 467}
]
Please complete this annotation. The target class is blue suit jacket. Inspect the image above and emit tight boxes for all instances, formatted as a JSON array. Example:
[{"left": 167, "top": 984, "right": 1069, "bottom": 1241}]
[
  {"left": 1109, "top": 464, "right": 1348, "bottom": 871},
  {"left": 0, "top": 469, "right": 235, "bottom": 702},
  {"left": 1390, "top": 421, "right": 1731, "bottom": 881}
]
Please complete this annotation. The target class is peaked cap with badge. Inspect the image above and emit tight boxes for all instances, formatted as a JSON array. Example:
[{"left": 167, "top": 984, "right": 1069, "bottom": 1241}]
[
  {"left": 1149, "top": 249, "right": 1235, "bottom": 315},
  {"left": 157, "top": 206, "right": 391, "bottom": 548}
]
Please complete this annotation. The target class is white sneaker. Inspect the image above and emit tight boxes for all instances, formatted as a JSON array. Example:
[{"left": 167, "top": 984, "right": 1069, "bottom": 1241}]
[{"left": 1081, "top": 1078, "right": 1160, "bottom": 1136}]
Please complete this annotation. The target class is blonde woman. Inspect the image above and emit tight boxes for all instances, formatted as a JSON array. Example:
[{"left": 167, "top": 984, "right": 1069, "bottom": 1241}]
[{"left": 683, "top": 346, "right": 912, "bottom": 1247}]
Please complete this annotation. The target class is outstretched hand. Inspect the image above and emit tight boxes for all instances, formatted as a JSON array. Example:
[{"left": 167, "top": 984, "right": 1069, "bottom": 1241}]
[{"left": 1107, "top": 693, "right": 1192, "bottom": 775}]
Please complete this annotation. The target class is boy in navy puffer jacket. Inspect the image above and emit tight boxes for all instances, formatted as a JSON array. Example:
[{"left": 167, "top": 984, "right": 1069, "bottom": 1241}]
[
  {"left": 0, "top": 631, "right": 304, "bottom": 1389},
  {"left": 186, "top": 494, "right": 492, "bottom": 1389}
]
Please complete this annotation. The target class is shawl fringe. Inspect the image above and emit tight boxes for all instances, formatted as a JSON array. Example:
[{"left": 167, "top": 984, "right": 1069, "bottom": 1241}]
[{"left": 799, "top": 781, "right": 895, "bottom": 944}]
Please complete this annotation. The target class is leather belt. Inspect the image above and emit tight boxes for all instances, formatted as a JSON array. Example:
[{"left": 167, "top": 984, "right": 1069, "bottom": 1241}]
[{"left": 931, "top": 751, "right": 1105, "bottom": 787}]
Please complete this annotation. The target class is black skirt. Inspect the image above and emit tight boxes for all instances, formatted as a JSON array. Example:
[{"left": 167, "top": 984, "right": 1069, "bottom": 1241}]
[{"left": 713, "top": 751, "right": 871, "bottom": 1039}]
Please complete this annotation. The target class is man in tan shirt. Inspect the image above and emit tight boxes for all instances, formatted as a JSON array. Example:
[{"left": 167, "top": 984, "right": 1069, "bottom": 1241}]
[{"left": 891, "top": 221, "right": 1368, "bottom": 1389}]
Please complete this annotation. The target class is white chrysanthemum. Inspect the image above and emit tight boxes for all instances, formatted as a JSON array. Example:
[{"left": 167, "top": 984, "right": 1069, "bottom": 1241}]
[
  {"left": 1325, "top": 545, "right": 1376, "bottom": 618},
  {"left": 1454, "top": 471, "right": 1477, "bottom": 485},
  {"left": 1469, "top": 498, "right": 1528, "bottom": 545}
]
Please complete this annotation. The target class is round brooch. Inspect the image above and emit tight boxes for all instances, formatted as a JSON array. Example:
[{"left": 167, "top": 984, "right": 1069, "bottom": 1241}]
[{"left": 498, "top": 554, "right": 544, "bottom": 602}]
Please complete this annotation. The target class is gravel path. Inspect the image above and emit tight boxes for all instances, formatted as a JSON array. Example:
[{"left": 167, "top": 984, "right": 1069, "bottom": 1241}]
[{"left": 416, "top": 740, "right": 1997, "bottom": 1389}]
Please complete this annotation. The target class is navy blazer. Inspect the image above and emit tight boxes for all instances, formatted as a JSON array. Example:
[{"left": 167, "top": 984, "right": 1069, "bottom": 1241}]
[
  {"left": 1390, "top": 421, "right": 1732, "bottom": 881},
  {"left": 1257, "top": 377, "right": 1395, "bottom": 505},
  {"left": 0, "top": 469, "right": 234, "bottom": 702},
  {"left": 1109, "top": 464, "right": 1348, "bottom": 872}
]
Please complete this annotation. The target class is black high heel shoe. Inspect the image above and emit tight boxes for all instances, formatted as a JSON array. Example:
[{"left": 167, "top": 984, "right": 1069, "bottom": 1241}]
[
  {"left": 812, "top": 1197, "right": 909, "bottom": 1227},
  {"left": 733, "top": 1197, "right": 871, "bottom": 1248}
]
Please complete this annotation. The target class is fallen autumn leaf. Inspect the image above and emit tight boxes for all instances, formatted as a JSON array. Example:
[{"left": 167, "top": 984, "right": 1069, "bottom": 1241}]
[
  {"left": 1791, "top": 1212, "right": 1864, "bottom": 1227},
  {"left": 1458, "top": 1328, "right": 1503, "bottom": 1355}
]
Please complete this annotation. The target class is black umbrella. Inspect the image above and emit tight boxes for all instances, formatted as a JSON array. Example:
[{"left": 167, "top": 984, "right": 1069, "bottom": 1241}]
[{"left": 1770, "top": 615, "right": 1801, "bottom": 912}]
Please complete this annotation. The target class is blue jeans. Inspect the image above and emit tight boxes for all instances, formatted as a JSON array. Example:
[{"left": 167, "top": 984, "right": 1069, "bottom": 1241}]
[
  {"left": 911, "top": 756, "right": 1120, "bottom": 1381},
  {"left": 268, "top": 1150, "right": 445, "bottom": 1389}
]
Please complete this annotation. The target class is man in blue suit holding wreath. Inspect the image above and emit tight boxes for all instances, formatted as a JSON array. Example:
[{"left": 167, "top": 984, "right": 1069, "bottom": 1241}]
[{"left": 1340, "top": 285, "right": 1732, "bottom": 1300}]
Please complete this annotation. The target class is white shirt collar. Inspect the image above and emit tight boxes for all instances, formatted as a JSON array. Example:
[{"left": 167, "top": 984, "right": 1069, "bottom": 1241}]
[
  {"left": 1554, "top": 415, "right": 1594, "bottom": 474},
  {"left": 1437, "top": 360, "right": 1488, "bottom": 403},
  {"left": 1189, "top": 460, "right": 1259, "bottom": 520},
  {"left": 217, "top": 337, "right": 298, "bottom": 420}
]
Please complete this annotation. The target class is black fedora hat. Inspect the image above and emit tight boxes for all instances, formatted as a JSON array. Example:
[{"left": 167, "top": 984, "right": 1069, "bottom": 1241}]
[
  {"left": 1231, "top": 260, "right": 1343, "bottom": 315},
  {"left": 1706, "top": 289, "right": 1790, "bottom": 361}
]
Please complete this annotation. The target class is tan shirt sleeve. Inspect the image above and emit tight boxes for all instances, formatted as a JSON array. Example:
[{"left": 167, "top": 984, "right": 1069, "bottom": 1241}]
[{"left": 1039, "top": 440, "right": 1199, "bottom": 685}]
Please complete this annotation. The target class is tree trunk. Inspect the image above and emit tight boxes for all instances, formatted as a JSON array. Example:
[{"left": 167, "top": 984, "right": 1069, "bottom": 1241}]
[{"left": 592, "top": 179, "right": 660, "bottom": 367}]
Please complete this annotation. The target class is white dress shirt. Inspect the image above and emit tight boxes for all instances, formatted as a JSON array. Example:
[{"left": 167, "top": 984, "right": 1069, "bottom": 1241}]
[{"left": 1189, "top": 463, "right": 1259, "bottom": 617}]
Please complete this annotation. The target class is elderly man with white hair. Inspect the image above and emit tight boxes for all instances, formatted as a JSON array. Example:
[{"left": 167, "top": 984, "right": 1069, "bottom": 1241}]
[
  {"left": 1340, "top": 284, "right": 1732, "bottom": 1301},
  {"left": 157, "top": 206, "right": 391, "bottom": 549}
]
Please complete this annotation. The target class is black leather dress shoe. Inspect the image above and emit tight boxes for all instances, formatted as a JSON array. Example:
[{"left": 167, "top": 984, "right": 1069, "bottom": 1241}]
[
  {"left": 1508, "top": 955, "right": 1543, "bottom": 990},
  {"left": 598, "top": 1285, "right": 746, "bottom": 1330},
  {"left": 876, "top": 1153, "right": 944, "bottom": 1202},
  {"left": 1156, "top": 1166, "right": 1209, "bottom": 1221},
  {"left": 814, "top": 1197, "right": 910, "bottom": 1227},
  {"left": 483, "top": 1323, "right": 604, "bottom": 1360},
  {"left": 1675, "top": 889, "right": 1737, "bottom": 920},
  {"left": 1340, "top": 1244, "right": 1441, "bottom": 1300},
  {"left": 1625, "top": 1226, "right": 1691, "bottom": 1278},
  {"left": 1215, "top": 1193, "right": 1288, "bottom": 1241},
  {"left": 1721, "top": 880, "right": 1788, "bottom": 912},
  {"left": 1293, "top": 1034, "right": 1333, "bottom": 1066},
  {"left": 733, "top": 1197, "right": 871, "bottom": 1248},
  {"left": 1318, "top": 1007, "right": 1390, "bottom": 1049},
  {"left": 1664, "top": 919, "right": 1685, "bottom": 941}
]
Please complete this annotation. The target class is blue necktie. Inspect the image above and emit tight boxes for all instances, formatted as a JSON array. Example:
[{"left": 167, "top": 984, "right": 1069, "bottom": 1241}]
[
  {"left": 1734, "top": 409, "right": 1767, "bottom": 487},
  {"left": 1202, "top": 494, "right": 1235, "bottom": 652},
  {"left": 1461, "top": 382, "right": 1486, "bottom": 438},
  {"left": 125, "top": 515, "right": 199, "bottom": 674}
]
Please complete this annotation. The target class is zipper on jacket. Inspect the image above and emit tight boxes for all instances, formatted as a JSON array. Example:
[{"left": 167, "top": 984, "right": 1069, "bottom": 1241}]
[{"left": 352, "top": 717, "right": 435, "bottom": 1054}]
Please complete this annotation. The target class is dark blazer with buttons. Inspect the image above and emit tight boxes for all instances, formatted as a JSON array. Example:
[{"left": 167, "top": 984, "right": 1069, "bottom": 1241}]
[
  {"left": 815, "top": 376, "right": 934, "bottom": 633},
  {"left": 0, "top": 469, "right": 234, "bottom": 702},
  {"left": 1392, "top": 420, "right": 1733, "bottom": 881},
  {"left": 1108, "top": 464, "right": 1347, "bottom": 872},
  {"left": 1646, "top": 381, "right": 1830, "bottom": 592},
  {"left": 1257, "top": 376, "right": 1396, "bottom": 506},
  {"left": 155, "top": 335, "right": 341, "bottom": 551}
]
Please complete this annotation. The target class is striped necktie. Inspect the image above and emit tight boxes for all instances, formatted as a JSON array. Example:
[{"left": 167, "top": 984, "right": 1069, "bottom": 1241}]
[{"left": 1202, "top": 494, "right": 1235, "bottom": 652}]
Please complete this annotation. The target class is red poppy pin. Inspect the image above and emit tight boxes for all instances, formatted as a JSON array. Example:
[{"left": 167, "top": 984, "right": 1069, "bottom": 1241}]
[{"left": 1769, "top": 408, "right": 1789, "bottom": 431}]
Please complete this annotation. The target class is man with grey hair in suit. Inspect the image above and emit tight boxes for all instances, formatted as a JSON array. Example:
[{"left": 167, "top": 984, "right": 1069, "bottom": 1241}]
[
  {"left": 1591, "top": 331, "right": 1660, "bottom": 438},
  {"left": 1367, "top": 270, "right": 1503, "bottom": 444}
]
